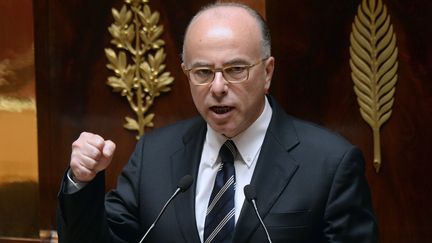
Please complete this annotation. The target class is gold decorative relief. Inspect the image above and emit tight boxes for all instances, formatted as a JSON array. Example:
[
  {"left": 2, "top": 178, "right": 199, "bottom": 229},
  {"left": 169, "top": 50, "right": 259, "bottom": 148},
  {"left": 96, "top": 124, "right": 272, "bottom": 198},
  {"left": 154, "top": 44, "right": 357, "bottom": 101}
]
[
  {"left": 349, "top": 0, "right": 398, "bottom": 172},
  {"left": 0, "top": 46, "right": 36, "bottom": 112},
  {"left": 105, "top": 0, "right": 174, "bottom": 139}
]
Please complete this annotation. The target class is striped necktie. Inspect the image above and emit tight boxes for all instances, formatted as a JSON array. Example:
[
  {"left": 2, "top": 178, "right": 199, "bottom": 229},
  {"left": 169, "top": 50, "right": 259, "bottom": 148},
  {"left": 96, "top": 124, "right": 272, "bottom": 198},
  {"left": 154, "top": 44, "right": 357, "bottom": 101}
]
[{"left": 204, "top": 140, "right": 237, "bottom": 243}]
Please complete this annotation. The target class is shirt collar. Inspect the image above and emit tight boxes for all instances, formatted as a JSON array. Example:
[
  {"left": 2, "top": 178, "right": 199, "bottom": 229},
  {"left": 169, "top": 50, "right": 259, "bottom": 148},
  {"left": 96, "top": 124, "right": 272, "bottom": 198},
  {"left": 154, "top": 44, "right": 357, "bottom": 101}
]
[{"left": 203, "top": 97, "right": 273, "bottom": 168}]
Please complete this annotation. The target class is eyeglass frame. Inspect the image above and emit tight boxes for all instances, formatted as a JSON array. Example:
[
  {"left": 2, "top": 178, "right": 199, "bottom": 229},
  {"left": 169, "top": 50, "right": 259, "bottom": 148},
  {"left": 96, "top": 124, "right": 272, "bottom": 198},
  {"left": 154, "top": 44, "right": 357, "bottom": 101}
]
[{"left": 183, "top": 57, "right": 270, "bottom": 86}]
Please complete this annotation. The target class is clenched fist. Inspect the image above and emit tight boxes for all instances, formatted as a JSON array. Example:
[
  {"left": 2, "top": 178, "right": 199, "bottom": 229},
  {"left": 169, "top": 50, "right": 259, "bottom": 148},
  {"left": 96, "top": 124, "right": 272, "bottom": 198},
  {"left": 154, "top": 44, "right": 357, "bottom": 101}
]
[{"left": 70, "top": 132, "right": 116, "bottom": 182}]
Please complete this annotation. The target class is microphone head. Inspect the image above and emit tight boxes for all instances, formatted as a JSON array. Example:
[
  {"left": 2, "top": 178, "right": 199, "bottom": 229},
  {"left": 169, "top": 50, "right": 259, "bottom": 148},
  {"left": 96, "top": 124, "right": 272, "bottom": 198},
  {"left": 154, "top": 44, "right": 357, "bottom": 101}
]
[
  {"left": 177, "top": 175, "right": 194, "bottom": 192},
  {"left": 244, "top": 184, "right": 257, "bottom": 201}
]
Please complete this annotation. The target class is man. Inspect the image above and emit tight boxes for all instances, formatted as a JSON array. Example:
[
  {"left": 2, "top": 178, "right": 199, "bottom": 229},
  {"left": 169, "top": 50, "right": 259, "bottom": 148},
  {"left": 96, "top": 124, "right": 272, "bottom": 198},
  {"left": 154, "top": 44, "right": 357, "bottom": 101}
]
[{"left": 58, "top": 2, "right": 378, "bottom": 243}]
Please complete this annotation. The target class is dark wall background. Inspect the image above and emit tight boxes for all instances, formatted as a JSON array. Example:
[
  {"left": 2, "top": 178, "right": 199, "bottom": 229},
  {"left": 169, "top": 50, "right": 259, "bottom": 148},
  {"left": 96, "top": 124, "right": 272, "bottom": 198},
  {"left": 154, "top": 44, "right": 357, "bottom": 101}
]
[
  {"left": 267, "top": 0, "right": 432, "bottom": 242},
  {"left": 30, "top": 0, "right": 431, "bottom": 242}
]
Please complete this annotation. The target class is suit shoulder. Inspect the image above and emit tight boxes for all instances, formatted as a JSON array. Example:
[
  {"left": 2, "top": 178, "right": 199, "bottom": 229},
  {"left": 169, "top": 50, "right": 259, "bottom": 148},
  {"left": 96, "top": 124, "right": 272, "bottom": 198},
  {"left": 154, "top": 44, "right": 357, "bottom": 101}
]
[
  {"left": 268, "top": 97, "right": 355, "bottom": 153},
  {"left": 286, "top": 117, "right": 365, "bottom": 173},
  {"left": 290, "top": 116, "right": 354, "bottom": 152}
]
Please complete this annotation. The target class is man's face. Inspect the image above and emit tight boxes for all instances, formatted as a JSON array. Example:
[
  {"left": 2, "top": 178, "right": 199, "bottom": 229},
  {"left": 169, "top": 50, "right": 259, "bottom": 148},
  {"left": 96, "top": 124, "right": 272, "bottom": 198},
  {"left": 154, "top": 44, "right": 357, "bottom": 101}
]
[{"left": 182, "top": 7, "right": 274, "bottom": 138}]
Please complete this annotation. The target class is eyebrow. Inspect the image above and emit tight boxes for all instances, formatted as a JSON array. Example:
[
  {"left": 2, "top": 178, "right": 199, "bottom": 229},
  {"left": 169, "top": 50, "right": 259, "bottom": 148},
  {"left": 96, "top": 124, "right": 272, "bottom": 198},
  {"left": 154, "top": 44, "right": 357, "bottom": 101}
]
[
  {"left": 188, "top": 61, "right": 213, "bottom": 69},
  {"left": 188, "top": 58, "right": 251, "bottom": 69},
  {"left": 224, "top": 58, "right": 250, "bottom": 66}
]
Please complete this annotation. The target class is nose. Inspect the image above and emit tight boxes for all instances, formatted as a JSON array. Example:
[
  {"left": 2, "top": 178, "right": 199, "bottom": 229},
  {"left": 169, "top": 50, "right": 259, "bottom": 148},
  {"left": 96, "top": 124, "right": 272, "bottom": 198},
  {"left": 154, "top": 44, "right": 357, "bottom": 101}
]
[{"left": 210, "top": 71, "right": 228, "bottom": 97}]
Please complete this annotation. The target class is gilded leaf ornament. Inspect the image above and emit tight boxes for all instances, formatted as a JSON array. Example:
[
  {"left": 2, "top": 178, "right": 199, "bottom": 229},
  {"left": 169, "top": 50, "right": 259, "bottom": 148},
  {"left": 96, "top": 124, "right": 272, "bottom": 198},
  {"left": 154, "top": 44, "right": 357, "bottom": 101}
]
[
  {"left": 349, "top": 0, "right": 398, "bottom": 172},
  {"left": 105, "top": 0, "right": 174, "bottom": 139}
]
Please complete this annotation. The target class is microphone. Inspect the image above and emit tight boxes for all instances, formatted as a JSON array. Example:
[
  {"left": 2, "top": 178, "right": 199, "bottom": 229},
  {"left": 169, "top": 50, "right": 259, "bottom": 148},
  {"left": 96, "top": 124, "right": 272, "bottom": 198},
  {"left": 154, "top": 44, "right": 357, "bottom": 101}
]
[
  {"left": 138, "top": 175, "right": 194, "bottom": 243},
  {"left": 244, "top": 184, "right": 272, "bottom": 243}
]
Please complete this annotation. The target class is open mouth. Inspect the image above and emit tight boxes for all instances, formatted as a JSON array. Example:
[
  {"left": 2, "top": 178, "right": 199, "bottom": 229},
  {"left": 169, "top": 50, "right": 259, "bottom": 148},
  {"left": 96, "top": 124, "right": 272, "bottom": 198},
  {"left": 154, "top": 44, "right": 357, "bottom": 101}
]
[{"left": 210, "top": 106, "right": 233, "bottom": 114}]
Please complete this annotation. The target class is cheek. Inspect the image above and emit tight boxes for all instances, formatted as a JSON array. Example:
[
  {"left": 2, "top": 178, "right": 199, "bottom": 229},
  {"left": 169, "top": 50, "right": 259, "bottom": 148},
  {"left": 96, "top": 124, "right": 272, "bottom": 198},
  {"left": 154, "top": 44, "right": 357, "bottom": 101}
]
[
  {"left": 189, "top": 85, "right": 201, "bottom": 98},
  {"left": 243, "top": 79, "right": 267, "bottom": 97},
  {"left": 190, "top": 86, "right": 206, "bottom": 109}
]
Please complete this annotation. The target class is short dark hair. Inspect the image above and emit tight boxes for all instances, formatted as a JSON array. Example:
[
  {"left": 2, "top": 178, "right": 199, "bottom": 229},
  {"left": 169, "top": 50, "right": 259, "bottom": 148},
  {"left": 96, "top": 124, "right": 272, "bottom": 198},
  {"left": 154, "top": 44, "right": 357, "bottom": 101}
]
[{"left": 182, "top": 2, "right": 271, "bottom": 61}]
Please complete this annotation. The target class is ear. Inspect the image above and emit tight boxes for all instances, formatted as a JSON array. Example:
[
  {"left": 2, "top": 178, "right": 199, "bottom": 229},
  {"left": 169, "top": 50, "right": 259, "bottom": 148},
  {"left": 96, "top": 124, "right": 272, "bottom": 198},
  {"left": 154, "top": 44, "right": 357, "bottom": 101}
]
[
  {"left": 263, "top": 57, "right": 275, "bottom": 93},
  {"left": 181, "top": 63, "right": 187, "bottom": 75}
]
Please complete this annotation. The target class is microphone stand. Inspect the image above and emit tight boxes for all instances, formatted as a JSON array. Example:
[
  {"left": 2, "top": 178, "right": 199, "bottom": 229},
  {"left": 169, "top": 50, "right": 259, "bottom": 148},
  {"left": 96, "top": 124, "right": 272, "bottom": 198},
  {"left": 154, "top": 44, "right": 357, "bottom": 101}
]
[
  {"left": 138, "top": 175, "right": 193, "bottom": 243},
  {"left": 244, "top": 184, "right": 272, "bottom": 243},
  {"left": 138, "top": 188, "right": 181, "bottom": 243}
]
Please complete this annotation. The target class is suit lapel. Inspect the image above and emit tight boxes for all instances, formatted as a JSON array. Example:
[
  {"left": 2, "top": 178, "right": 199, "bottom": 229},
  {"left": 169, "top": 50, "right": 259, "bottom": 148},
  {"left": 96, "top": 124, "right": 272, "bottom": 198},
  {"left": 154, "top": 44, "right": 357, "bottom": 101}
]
[
  {"left": 233, "top": 97, "right": 300, "bottom": 242},
  {"left": 171, "top": 118, "right": 206, "bottom": 243},
  {"left": 169, "top": 97, "right": 300, "bottom": 242}
]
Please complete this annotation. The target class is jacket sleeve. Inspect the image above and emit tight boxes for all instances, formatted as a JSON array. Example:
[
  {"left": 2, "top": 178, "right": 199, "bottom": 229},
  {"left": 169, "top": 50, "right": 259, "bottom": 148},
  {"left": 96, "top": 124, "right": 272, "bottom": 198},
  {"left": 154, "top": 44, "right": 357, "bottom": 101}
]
[
  {"left": 323, "top": 147, "right": 379, "bottom": 243},
  {"left": 57, "top": 138, "right": 145, "bottom": 243},
  {"left": 57, "top": 171, "right": 113, "bottom": 243}
]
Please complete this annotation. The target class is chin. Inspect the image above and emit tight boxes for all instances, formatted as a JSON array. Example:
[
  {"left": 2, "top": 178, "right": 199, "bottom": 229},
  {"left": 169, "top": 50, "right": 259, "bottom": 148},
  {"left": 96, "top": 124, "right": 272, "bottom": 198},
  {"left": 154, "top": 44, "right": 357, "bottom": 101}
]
[
  {"left": 209, "top": 123, "right": 233, "bottom": 136},
  {"left": 218, "top": 127, "right": 239, "bottom": 138}
]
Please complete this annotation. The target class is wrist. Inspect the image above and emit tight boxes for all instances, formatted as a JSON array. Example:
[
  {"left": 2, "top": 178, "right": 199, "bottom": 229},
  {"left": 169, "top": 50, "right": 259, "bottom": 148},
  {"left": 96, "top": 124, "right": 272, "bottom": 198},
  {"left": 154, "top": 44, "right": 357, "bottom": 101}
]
[{"left": 67, "top": 169, "right": 88, "bottom": 189}]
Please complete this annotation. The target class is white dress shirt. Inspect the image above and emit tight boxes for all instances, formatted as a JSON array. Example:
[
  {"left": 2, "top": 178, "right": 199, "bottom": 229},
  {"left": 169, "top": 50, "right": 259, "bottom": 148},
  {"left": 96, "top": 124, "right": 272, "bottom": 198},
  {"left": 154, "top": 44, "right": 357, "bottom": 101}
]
[{"left": 195, "top": 97, "right": 272, "bottom": 242}]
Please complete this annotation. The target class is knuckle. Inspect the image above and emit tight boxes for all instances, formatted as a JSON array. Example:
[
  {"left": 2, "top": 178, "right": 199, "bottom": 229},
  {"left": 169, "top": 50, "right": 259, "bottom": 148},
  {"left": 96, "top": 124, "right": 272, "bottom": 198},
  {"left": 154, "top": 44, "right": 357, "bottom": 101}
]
[
  {"left": 90, "top": 147, "right": 102, "bottom": 160},
  {"left": 70, "top": 157, "right": 82, "bottom": 169},
  {"left": 71, "top": 140, "right": 81, "bottom": 150},
  {"left": 94, "top": 139, "right": 105, "bottom": 149},
  {"left": 80, "top": 131, "right": 92, "bottom": 138},
  {"left": 86, "top": 161, "right": 98, "bottom": 170}
]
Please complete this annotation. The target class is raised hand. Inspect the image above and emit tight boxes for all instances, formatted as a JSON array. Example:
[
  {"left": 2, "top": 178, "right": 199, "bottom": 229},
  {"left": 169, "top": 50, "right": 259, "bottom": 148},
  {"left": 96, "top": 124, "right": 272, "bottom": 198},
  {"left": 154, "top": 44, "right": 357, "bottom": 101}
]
[{"left": 69, "top": 132, "right": 116, "bottom": 182}]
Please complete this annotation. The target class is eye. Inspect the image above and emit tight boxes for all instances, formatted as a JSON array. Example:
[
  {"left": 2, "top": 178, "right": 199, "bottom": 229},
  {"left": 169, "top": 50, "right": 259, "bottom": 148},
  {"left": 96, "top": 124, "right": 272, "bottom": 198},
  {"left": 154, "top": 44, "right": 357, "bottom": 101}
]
[
  {"left": 192, "top": 68, "right": 213, "bottom": 78},
  {"left": 225, "top": 66, "right": 247, "bottom": 74}
]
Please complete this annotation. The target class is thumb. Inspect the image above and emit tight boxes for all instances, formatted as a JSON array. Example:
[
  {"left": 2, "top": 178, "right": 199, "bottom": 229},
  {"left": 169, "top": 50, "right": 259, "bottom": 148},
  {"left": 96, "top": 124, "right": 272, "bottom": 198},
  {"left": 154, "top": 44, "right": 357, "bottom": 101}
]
[
  {"left": 96, "top": 140, "right": 116, "bottom": 172},
  {"left": 103, "top": 140, "right": 116, "bottom": 159}
]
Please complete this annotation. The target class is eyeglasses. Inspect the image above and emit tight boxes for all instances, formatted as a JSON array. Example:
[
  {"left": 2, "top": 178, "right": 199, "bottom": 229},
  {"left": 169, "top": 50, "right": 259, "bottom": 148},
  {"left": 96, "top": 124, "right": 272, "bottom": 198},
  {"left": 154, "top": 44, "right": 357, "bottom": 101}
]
[{"left": 184, "top": 58, "right": 269, "bottom": 85}]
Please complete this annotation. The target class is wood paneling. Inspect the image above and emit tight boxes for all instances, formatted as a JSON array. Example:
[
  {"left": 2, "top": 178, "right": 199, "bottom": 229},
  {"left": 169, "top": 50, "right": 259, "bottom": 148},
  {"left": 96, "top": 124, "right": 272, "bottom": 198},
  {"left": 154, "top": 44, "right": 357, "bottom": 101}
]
[{"left": 266, "top": 0, "right": 432, "bottom": 242}]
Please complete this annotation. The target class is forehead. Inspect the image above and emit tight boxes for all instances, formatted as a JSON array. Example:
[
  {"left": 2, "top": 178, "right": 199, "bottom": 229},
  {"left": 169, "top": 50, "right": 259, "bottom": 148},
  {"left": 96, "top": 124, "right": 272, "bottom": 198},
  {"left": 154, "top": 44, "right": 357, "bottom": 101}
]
[
  {"left": 188, "top": 6, "right": 260, "bottom": 35},
  {"left": 184, "top": 6, "right": 262, "bottom": 62}
]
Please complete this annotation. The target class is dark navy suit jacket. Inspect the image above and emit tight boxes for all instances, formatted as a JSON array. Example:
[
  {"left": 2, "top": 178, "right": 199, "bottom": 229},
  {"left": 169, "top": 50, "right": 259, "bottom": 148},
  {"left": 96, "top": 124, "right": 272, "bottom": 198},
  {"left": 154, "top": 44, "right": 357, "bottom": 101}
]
[{"left": 58, "top": 96, "right": 378, "bottom": 243}]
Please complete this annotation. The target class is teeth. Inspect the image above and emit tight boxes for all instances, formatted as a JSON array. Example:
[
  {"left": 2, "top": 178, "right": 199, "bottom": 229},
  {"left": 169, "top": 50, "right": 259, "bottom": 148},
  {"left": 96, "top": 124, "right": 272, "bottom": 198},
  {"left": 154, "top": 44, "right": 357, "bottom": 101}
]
[{"left": 212, "top": 106, "right": 231, "bottom": 114}]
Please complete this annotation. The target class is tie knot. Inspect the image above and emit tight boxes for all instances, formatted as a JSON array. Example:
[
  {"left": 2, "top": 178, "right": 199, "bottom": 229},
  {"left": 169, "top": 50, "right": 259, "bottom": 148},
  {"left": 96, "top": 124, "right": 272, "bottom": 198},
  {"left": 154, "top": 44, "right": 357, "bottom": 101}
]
[{"left": 219, "top": 140, "right": 237, "bottom": 164}]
